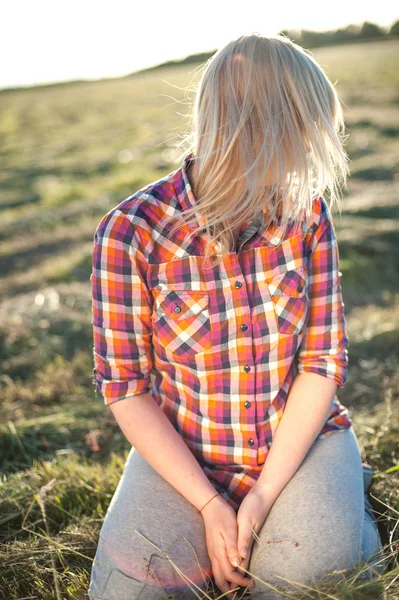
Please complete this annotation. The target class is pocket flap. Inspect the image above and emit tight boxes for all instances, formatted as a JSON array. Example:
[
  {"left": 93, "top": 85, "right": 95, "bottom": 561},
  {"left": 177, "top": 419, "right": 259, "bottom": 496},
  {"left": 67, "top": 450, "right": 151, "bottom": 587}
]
[
  {"left": 153, "top": 289, "right": 209, "bottom": 319},
  {"left": 268, "top": 267, "right": 307, "bottom": 297}
]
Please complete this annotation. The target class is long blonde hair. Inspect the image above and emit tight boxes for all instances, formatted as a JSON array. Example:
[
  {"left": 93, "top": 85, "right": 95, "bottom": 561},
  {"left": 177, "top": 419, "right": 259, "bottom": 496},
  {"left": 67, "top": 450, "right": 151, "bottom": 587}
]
[{"left": 166, "top": 32, "right": 350, "bottom": 268}]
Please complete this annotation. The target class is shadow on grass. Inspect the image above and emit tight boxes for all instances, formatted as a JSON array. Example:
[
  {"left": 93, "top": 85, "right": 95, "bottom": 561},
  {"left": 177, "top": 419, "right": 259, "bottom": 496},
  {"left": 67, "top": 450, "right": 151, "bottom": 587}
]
[
  {"left": 342, "top": 204, "right": 399, "bottom": 220},
  {"left": 347, "top": 119, "right": 375, "bottom": 129},
  {"left": 339, "top": 327, "right": 399, "bottom": 421},
  {"left": 347, "top": 120, "right": 399, "bottom": 139},
  {"left": 0, "top": 320, "right": 93, "bottom": 383},
  {"left": 0, "top": 196, "right": 110, "bottom": 243},
  {"left": 379, "top": 125, "right": 399, "bottom": 138},
  {"left": 0, "top": 193, "right": 41, "bottom": 211},
  {"left": 48, "top": 253, "right": 92, "bottom": 284},
  {"left": 338, "top": 230, "right": 399, "bottom": 314},
  {"left": 348, "top": 328, "right": 399, "bottom": 366},
  {"left": 0, "top": 233, "right": 90, "bottom": 277},
  {"left": 1, "top": 161, "right": 117, "bottom": 198},
  {"left": 350, "top": 165, "right": 398, "bottom": 181},
  {"left": 0, "top": 403, "right": 128, "bottom": 476},
  {"left": 348, "top": 146, "right": 376, "bottom": 161}
]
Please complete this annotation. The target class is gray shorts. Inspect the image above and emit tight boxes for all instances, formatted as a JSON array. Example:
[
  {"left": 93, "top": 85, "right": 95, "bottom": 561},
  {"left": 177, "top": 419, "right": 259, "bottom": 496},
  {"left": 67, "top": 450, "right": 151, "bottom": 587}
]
[{"left": 88, "top": 426, "right": 385, "bottom": 599}]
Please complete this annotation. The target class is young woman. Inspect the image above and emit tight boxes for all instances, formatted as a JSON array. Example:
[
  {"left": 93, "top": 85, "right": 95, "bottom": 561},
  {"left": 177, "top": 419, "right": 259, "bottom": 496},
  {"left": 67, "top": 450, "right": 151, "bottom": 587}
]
[{"left": 88, "top": 33, "right": 385, "bottom": 600}]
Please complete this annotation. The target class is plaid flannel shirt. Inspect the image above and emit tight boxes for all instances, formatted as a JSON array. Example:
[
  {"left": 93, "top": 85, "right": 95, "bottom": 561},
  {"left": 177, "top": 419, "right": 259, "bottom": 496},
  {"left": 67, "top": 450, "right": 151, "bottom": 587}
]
[{"left": 91, "top": 151, "right": 351, "bottom": 510}]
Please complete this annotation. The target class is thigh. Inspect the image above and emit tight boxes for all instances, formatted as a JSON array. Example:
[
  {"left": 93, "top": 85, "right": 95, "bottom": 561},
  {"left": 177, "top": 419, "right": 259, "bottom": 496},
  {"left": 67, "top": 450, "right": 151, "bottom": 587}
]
[
  {"left": 248, "top": 427, "right": 365, "bottom": 598},
  {"left": 88, "top": 447, "right": 212, "bottom": 600}
]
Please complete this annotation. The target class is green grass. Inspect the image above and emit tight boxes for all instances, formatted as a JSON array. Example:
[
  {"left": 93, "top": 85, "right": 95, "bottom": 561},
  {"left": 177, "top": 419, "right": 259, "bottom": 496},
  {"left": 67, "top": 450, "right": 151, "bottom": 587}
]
[{"left": 0, "top": 38, "right": 398, "bottom": 599}]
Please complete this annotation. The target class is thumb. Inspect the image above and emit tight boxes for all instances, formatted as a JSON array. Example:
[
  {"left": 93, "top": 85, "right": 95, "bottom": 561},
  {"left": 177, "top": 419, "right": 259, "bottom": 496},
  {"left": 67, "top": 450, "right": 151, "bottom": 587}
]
[{"left": 237, "top": 522, "right": 254, "bottom": 561}]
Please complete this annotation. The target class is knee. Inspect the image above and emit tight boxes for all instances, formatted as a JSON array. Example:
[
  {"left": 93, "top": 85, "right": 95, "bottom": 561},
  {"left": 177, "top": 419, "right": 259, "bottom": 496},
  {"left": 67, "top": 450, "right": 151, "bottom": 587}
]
[
  {"left": 247, "top": 533, "right": 361, "bottom": 596},
  {"left": 248, "top": 537, "right": 308, "bottom": 597},
  {"left": 89, "top": 559, "right": 208, "bottom": 600},
  {"left": 89, "top": 533, "right": 211, "bottom": 599}
]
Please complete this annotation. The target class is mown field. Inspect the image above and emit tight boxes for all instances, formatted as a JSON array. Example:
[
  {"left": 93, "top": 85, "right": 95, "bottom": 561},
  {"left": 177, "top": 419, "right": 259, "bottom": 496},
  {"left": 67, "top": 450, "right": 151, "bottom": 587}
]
[{"left": 0, "top": 38, "right": 398, "bottom": 599}]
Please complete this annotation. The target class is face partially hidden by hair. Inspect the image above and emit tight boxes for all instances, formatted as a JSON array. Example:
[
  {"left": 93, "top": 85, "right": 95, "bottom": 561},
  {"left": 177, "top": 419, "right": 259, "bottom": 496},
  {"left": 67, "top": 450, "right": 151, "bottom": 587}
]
[
  {"left": 221, "top": 52, "right": 290, "bottom": 191},
  {"left": 216, "top": 39, "right": 329, "bottom": 173},
  {"left": 178, "top": 33, "right": 348, "bottom": 265}
]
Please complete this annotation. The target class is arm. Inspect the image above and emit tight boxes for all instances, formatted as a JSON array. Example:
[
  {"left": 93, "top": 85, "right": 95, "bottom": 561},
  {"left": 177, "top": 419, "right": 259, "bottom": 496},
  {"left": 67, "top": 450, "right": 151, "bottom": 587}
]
[
  {"left": 109, "top": 393, "right": 220, "bottom": 512},
  {"left": 91, "top": 208, "right": 219, "bottom": 512},
  {"left": 253, "top": 197, "right": 349, "bottom": 503},
  {"left": 253, "top": 372, "right": 337, "bottom": 502}
]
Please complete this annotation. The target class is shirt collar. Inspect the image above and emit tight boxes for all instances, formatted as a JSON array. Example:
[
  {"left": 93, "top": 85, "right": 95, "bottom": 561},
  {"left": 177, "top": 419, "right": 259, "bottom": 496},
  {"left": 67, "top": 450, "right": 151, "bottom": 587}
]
[{"left": 173, "top": 150, "right": 287, "bottom": 247}]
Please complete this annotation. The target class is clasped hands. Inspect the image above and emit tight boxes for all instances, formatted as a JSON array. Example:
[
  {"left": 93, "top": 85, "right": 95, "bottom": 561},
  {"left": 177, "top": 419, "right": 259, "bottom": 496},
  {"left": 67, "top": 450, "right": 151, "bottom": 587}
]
[{"left": 201, "top": 483, "right": 276, "bottom": 599}]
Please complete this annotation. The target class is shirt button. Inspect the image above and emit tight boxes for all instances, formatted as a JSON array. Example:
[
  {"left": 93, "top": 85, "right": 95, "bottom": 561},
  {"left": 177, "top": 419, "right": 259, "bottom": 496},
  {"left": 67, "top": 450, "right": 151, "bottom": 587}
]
[
  {"left": 248, "top": 438, "right": 255, "bottom": 446},
  {"left": 235, "top": 281, "right": 242, "bottom": 289},
  {"left": 297, "top": 285, "right": 303, "bottom": 292},
  {"left": 241, "top": 324, "right": 248, "bottom": 331},
  {"left": 174, "top": 306, "right": 182, "bottom": 314},
  {"left": 244, "top": 365, "right": 251, "bottom": 373},
  {"left": 244, "top": 401, "right": 251, "bottom": 409}
]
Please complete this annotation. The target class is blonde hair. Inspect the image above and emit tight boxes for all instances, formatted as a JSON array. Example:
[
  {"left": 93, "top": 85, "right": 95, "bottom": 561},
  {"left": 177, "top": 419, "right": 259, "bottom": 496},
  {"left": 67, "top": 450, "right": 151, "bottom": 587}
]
[{"left": 166, "top": 32, "right": 350, "bottom": 268}]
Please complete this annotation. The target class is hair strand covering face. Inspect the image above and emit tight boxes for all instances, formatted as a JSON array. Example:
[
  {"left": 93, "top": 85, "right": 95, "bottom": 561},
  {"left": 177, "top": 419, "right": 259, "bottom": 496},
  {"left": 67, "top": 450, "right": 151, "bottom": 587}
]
[{"left": 166, "top": 32, "right": 350, "bottom": 268}]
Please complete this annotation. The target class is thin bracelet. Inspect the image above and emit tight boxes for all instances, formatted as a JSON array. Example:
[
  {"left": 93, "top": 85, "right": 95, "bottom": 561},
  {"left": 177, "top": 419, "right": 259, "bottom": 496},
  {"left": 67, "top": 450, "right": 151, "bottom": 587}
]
[{"left": 198, "top": 492, "right": 222, "bottom": 514}]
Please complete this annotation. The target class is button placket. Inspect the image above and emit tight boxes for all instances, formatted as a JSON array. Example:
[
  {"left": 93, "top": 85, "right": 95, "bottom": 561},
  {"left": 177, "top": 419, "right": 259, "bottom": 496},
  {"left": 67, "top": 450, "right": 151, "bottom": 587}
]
[
  {"left": 233, "top": 273, "right": 257, "bottom": 451},
  {"left": 243, "top": 363, "right": 255, "bottom": 443}
]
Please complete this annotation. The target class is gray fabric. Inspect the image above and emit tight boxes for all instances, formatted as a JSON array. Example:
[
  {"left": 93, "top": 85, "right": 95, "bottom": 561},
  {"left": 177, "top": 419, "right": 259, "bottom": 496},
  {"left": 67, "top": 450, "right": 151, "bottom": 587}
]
[{"left": 88, "top": 426, "right": 385, "bottom": 600}]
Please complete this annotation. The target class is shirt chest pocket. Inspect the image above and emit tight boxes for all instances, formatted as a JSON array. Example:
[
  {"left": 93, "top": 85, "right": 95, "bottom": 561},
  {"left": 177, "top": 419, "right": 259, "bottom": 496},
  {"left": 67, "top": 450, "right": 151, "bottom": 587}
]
[
  {"left": 267, "top": 266, "right": 308, "bottom": 335},
  {"left": 151, "top": 289, "right": 212, "bottom": 356}
]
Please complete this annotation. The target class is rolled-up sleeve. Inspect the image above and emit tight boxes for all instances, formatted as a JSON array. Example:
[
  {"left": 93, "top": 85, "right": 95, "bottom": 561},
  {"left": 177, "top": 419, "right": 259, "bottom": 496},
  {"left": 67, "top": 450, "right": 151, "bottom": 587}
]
[
  {"left": 90, "top": 209, "right": 153, "bottom": 405},
  {"left": 296, "top": 197, "right": 349, "bottom": 387}
]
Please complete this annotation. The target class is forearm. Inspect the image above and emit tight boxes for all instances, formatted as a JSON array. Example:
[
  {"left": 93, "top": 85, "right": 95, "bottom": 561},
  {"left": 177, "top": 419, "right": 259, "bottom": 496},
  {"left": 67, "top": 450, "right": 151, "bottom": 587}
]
[
  {"left": 109, "top": 392, "right": 219, "bottom": 512},
  {"left": 253, "top": 371, "right": 337, "bottom": 502}
]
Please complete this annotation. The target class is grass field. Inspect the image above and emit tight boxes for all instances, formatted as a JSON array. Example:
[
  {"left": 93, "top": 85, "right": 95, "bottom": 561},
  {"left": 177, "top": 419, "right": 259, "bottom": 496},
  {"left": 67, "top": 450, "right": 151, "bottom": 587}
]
[{"left": 0, "top": 38, "right": 398, "bottom": 599}]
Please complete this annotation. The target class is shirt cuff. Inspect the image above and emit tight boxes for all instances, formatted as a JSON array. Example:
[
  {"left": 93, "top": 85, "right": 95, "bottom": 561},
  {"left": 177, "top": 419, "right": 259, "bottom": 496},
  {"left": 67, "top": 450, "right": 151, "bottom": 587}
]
[
  {"left": 92, "top": 368, "right": 152, "bottom": 405},
  {"left": 296, "top": 359, "right": 347, "bottom": 388}
]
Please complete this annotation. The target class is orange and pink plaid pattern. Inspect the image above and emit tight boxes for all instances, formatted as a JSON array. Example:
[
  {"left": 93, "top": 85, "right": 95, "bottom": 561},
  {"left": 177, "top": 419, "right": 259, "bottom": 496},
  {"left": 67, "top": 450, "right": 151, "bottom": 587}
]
[{"left": 91, "top": 151, "right": 351, "bottom": 510}]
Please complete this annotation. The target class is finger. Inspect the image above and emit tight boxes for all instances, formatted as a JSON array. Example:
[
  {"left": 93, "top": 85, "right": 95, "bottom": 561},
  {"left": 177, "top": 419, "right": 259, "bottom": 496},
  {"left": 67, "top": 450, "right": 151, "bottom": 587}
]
[
  {"left": 222, "top": 525, "right": 242, "bottom": 569},
  {"left": 237, "top": 522, "right": 255, "bottom": 561},
  {"left": 212, "top": 562, "right": 237, "bottom": 600},
  {"left": 235, "top": 534, "right": 256, "bottom": 581},
  {"left": 237, "top": 549, "right": 252, "bottom": 582},
  {"left": 217, "top": 535, "right": 250, "bottom": 586},
  {"left": 218, "top": 548, "right": 254, "bottom": 588},
  {"left": 218, "top": 581, "right": 238, "bottom": 600}
]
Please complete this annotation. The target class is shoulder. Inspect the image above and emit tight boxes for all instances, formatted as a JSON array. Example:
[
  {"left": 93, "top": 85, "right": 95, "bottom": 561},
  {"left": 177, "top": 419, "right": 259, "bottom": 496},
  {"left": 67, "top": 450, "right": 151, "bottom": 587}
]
[
  {"left": 93, "top": 167, "right": 179, "bottom": 245},
  {"left": 303, "top": 196, "right": 337, "bottom": 254},
  {"left": 306, "top": 195, "right": 337, "bottom": 235},
  {"left": 307, "top": 196, "right": 332, "bottom": 231}
]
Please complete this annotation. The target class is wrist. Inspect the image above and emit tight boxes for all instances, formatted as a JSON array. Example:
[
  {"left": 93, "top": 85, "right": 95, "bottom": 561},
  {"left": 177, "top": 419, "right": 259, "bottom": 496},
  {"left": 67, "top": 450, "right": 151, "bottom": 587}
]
[
  {"left": 251, "top": 480, "right": 279, "bottom": 504},
  {"left": 198, "top": 492, "right": 225, "bottom": 517}
]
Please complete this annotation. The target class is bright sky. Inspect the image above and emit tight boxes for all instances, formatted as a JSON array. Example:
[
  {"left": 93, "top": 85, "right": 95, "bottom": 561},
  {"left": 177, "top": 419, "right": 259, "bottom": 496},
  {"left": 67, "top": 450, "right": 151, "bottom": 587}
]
[{"left": 2, "top": 1, "right": 397, "bottom": 90}]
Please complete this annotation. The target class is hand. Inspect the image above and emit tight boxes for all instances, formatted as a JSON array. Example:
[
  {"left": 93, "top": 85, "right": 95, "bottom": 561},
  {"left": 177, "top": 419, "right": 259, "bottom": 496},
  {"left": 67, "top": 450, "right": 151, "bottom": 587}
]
[
  {"left": 235, "top": 484, "right": 276, "bottom": 579},
  {"left": 201, "top": 494, "right": 255, "bottom": 599}
]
